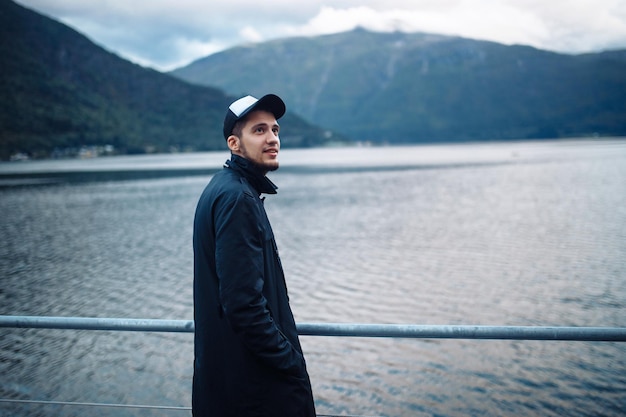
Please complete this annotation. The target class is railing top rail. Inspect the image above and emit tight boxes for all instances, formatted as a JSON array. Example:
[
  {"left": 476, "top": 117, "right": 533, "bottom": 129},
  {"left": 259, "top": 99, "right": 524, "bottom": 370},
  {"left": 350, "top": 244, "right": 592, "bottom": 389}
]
[{"left": 1, "top": 315, "right": 625, "bottom": 341}]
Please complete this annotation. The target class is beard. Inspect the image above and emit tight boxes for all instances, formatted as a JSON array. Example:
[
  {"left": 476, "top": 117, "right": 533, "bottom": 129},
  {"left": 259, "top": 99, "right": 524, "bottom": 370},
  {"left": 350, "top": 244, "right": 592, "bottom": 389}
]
[
  {"left": 251, "top": 159, "right": 279, "bottom": 173},
  {"left": 262, "top": 161, "right": 279, "bottom": 172},
  {"left": 239, "top": 145, "right": 279, "bottom": 173}
]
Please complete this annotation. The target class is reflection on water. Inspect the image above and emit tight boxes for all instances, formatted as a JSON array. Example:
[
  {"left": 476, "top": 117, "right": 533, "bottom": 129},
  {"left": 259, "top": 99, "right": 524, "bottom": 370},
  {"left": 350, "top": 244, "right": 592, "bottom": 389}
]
[{"left": 1, "top": 140, "right": 625, "bottom": 416}]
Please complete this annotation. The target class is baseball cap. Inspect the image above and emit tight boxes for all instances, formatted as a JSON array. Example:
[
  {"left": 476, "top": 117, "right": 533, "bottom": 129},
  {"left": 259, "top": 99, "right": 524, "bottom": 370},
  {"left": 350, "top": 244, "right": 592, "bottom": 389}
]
[{"left": 223, "top": 94, "right": 286, "bottom": 139}]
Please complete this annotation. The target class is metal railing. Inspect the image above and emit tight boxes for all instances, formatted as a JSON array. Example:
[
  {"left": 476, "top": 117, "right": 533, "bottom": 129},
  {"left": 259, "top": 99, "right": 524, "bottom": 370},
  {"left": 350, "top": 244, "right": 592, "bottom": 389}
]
[
  {"left": 1, "top": 315, "right": 626, "bottom": 341},
  {"left": 2, "top": 315, "right": 625, "bottom": 415}
]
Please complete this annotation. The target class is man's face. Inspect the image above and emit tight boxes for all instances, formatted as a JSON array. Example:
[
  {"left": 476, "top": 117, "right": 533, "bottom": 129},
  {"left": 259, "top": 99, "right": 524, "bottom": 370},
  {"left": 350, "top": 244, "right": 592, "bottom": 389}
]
[{"left": 229, "top": 110, "right": 280, "bottom": 173}]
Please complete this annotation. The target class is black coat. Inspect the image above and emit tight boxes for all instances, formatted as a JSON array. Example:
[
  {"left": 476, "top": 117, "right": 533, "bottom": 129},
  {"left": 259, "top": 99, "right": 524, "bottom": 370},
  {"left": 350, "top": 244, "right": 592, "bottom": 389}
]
[{"left": 192, "top": 155, "right": 315, "bottom": 416}]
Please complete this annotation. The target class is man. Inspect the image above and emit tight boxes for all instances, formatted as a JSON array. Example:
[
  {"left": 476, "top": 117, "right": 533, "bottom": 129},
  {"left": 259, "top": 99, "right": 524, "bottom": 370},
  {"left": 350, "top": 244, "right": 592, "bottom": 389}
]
[{"left": 192, "top": 94, "right": 316, "bottom": 416}]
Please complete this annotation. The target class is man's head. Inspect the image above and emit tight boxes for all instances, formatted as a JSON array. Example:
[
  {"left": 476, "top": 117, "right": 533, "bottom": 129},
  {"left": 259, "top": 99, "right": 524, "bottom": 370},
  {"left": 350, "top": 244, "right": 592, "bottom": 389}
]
[{"left": 223, "top": 94, "right": 286, "bottom": 173}]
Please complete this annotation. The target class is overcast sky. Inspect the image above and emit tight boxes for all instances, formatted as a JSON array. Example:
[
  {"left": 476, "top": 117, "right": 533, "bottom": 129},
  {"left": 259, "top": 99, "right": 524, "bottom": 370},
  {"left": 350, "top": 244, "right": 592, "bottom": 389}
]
[{"left": 15, "top": 0, "right": 626, "bottom": 71}]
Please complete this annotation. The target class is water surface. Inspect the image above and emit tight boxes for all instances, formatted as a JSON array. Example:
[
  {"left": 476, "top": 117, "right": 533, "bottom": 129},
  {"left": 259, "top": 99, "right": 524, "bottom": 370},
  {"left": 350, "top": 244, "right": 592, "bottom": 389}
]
[{"left": 1, "top": 139, "right": 625, "bottom": 416}]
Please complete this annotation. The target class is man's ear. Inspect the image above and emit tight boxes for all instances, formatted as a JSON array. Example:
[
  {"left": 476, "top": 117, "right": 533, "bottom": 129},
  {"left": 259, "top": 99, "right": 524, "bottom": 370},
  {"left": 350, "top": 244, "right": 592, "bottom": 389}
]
[{"left": 227, "top": 135, "right": 240, "bottom": 152}]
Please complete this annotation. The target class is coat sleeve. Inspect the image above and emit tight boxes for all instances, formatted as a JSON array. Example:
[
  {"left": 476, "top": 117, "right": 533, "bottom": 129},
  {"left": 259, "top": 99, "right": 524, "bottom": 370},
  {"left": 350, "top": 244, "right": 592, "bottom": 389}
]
[{"left": 214, "top": 189, "right": 306, "bottom": 376}]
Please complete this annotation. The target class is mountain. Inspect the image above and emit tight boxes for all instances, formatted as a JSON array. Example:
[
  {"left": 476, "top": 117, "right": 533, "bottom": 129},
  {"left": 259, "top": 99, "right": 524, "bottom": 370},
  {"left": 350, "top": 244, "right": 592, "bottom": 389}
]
[
  {"left": 0, "top": 1, "right": 335, "bottom": 160},
  {"left": 172, "top": 28, "right": 626, "bottom": 143}
]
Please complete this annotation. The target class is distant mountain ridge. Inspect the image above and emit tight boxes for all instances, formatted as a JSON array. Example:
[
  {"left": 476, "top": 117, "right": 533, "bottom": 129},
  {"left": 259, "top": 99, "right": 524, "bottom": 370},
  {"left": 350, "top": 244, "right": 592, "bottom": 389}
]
[
  {"left": 172, "top": 28, "right": 626, "bottom": 143},
  {"left": 0, "top": 0, "right": 334, "bottom": 160},
  {"left": 2, "top": 0, "right": 625, "bottom": 161}
]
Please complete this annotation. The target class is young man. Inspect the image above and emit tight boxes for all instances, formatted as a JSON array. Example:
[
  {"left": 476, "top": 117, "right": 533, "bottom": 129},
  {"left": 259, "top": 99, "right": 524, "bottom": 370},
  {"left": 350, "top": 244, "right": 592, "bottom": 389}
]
[{"left": 192, "top": 94, "right": 316, "bottom": 416}]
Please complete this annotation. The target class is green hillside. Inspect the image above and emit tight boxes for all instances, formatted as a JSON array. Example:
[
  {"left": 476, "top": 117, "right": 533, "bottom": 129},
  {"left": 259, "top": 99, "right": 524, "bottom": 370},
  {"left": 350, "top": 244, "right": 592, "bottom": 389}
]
[
  {"left": 172, "top": 28, "right": 626, "bottom": 143},
  {"left": 0, "top": 0, "right": 336, "bottom": 160}
]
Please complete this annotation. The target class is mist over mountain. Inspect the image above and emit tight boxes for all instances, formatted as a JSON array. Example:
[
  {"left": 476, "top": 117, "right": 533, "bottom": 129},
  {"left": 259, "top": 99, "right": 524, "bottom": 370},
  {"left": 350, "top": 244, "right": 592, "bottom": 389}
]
[
  {"left": 172, "top": 28, "right": 626, "bottom": 144},
  {"left": 0, "top": 0, "right": 334, "bottom": 160}
]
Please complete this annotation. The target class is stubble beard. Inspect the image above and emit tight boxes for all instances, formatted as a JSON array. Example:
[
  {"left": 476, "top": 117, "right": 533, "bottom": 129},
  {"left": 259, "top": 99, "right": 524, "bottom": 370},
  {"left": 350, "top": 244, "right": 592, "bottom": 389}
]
[
  {"left": 254, "top": 160, "right": 279, "bottom": 173},
  {"left": 263, "top": 160, "right": 279, "bottom": 172},
  {"left": 240, "top": 145, "right": 279, "bottom": 173}
]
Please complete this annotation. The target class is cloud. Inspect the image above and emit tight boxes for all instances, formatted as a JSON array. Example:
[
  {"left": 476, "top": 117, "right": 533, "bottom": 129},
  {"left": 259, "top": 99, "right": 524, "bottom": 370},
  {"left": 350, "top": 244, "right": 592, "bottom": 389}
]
[
  {"left": 15, "top": 0, "right": 626, "bottom": 71},
  {"left": 286, "top": 1, "right": 626, "bottom": 53},
  {"left": 288, "top": 4, "right": 548, "bottom": 43},
  {"left": 239, "top": 27, "right": 264, "bottom": 43}
]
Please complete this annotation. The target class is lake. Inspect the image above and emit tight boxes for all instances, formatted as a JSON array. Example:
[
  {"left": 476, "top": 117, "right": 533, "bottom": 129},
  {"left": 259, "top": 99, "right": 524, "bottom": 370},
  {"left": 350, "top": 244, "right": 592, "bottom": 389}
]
[{"left": 1, "top": 139, "right": 625, "bottom": 416}]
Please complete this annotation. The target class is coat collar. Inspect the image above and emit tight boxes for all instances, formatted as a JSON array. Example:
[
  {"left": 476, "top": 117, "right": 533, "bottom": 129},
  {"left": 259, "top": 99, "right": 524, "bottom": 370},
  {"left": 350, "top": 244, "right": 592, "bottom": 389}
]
[{"left": 225, "top": 154, "right": 278, "bottom": 195}]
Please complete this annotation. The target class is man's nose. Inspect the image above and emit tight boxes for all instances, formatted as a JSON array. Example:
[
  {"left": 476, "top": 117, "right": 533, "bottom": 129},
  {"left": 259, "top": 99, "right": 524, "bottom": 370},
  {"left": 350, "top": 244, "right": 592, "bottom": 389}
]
[{"left": 267, "top": 132, "right": 279, "bottom": 143}]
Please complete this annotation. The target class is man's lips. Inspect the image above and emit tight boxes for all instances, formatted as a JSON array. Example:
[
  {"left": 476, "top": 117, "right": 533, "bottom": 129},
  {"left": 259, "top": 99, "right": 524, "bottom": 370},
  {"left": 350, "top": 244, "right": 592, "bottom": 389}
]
[{"left": 264, "top": 148, "right": 279, "bottom": 155}]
